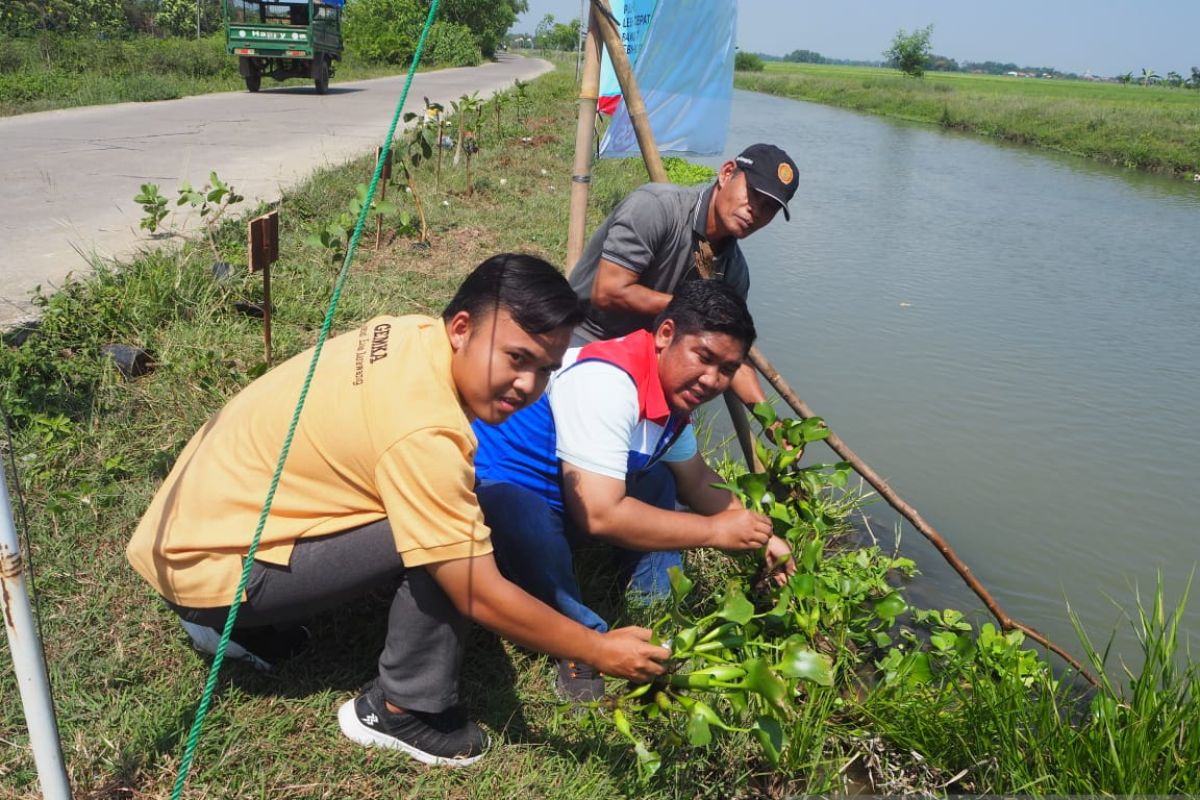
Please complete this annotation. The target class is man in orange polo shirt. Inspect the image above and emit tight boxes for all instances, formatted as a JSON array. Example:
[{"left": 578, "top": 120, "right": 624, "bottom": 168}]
[{"left": 127, "top": 254, "right": 668, "bottom": 766}]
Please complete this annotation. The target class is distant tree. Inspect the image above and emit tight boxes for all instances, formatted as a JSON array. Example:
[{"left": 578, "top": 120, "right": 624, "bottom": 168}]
[
  {"left": 346, "top": 0, "right": 522, "bottom": 63},
  {"left": 533, "top": 13, "right": 555, "bottom": 50},
  {"left": 884, "top": 24, "right": 933, "bottom": 78},
  {"left": 783, "top": 49, "right": 825, "bottom": 64},
  {"left": 735, "top": 51, "right": 765, "bottom": 71},
  {"left": 927, "top": 53, "right": 960, "bottom": 72},
  {"left": 1117, "top": 71, "right": 1133, "bottom": 85},
  {"left": 1165, "top": 71, "right": 1183, "bottom": 88},
  {"left": 1, "top": 0, "right": 126, "bottom": 35},
  {"left": 1139, "top": 67, "right": 1160, "bottom": 87},
  {"left": 547, "top": 18, "right": 580, "bottom": 51},
  {"left": 1190, "top": 67, "right": 1200, "bottom": 90},
  {"left": 435, "top": 0, "right": 527, "bottom": 58},
  {"left": 344, "top": 0, "right": 424, "bottom": 64},
  {"left": 155, "top": 0, "right": 221, "bottom": 37}
]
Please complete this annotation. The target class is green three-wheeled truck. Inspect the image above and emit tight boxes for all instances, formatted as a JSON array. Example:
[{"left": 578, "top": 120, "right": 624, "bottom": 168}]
[{"left": 224, "top": 0, "right": 344, "bottom": 94}]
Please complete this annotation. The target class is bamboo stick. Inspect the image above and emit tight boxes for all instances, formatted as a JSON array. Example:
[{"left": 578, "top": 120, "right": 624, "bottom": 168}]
[{"left": 565, "top": 8, "right": 603, "bottom": 275}]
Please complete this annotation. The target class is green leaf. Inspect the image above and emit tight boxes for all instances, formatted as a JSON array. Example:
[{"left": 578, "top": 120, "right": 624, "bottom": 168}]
[
  {"left": 612, "top": 707, "right": 632, "bottom": 739},
  {"left": 783, "top": 420, "right": 805, "bottom": 447},
  {"left": 800, "top": 539, "right": 823, "bottom": 571},
  {"left": 685, "top": 711, "right": 712, "bottom": 746},
  {"left": 670, "top": 627, "right": 697, "bottom": 654},
  {"left": 751, "top": 716, "right": 784, "bottom": 767},
  {"left": 764, "top": 586, "right": 793, "bottom": 620},
  {"left": 743, "top": 658, "right": 789, "bottom": 711},
  {"left": 667, "top": 566, "right": 694, "bottom": 602},
  {"left": 737, "top": 472, "right": 770, "bottom": 506},
  {"left": 751, "top": 401, "right": 776, "bottom": 428},
  {"left": 799, "top": 417, "right": 830, "bottom": 443},
  {"left": 905, "top": 652, "right": 933, "bottom": 684},
  {"left": 789, "top": 572, "right": 815, "bottom": 598},
  {"left": 718, "top": 582, "right": 754, "bottom": 625},
  {"left": 780, "top": 639, "right": 834, "bottom": 685},
  {"left": 930, "top": 631, "right": 958, "bottom": 652},
  {"left": 874, "top": 592, "right": 908, "bottom": 623},
  {"left": 634, "top": 742, "right": 661, "bottom": 780}
]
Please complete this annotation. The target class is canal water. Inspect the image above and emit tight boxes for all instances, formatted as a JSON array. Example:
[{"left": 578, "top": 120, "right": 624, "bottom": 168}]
[{"left": 697, "top": 89, "right": 1200, "bottom": 667}]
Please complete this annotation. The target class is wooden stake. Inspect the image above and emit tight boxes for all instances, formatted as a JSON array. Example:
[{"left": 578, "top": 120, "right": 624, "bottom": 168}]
[
  {"left": 248, "top": 209, "right": 279, "bottom": 365},
  {"left": 565, "top": 6, "right": 603, "bottom": 275},
  {"left": 374, "top": 145, "right": 392, "bottom": 250},
  {"left": 436, "top": 119, "right": 444, "bottom": 191}
]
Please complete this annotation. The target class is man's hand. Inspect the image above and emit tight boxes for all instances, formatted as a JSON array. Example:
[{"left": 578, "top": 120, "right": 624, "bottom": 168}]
[
  {"left": 706, "top": 507, "right": 772, "bottom": 551},
  {"left": 592, "top": 626, "right": 670, "bottom": 682},
  {"left": 763, "top": 535, "right": 795, "bottom": 586}
]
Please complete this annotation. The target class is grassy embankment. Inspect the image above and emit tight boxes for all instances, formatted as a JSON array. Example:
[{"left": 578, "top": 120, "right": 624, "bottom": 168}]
[
  {"left": 2, "top": 60, "right": 1199, "bottom": 798},
  {"left": 736, "top": 62, "right": 1200, "bottom": 178},
  {"left": 0, "top": 34, "right": 407, "bottom": 116}
]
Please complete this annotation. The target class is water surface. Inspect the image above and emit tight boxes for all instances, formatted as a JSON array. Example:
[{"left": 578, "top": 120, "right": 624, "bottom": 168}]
[{"left": 699, "top": 90, "right": 1200, "bottom": 664}]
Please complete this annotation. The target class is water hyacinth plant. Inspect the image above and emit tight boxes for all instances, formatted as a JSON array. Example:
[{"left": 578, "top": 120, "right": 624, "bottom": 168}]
[{"left": 583, "top": 404, "right": 1200, "bottom": 794}]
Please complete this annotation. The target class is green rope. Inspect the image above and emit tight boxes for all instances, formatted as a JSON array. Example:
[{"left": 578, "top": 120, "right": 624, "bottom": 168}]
[{"left": 170, "top": 2, "right": 442, "bottom": 795}]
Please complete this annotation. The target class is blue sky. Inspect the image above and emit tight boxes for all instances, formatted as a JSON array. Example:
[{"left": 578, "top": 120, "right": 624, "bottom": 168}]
[{"left": 515, "top": 1, "right": 1200, "bottom": 78}]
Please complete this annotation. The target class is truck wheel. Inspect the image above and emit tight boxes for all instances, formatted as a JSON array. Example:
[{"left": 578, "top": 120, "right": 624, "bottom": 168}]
[
  {"left": 245, "top": 73, "right": 261, "bottom": 93},
  {"left": 314, "top": 56, "right": 329, "bottom": 95}
]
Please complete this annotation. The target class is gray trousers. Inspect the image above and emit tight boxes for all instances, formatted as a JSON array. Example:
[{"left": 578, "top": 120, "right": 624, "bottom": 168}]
[{"left": 166, "top": 519, "right": 465, "bottom": 713}]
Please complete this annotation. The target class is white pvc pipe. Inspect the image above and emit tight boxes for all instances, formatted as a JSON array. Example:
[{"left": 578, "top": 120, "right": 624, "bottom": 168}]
[{"left": 0, "top": 458, "right": 72, "bottom": 799}]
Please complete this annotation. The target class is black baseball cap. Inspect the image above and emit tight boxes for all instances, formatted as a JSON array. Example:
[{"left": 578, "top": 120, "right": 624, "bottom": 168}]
[{"left": 733, "top": 143, "right": 798, "bottom": 220}]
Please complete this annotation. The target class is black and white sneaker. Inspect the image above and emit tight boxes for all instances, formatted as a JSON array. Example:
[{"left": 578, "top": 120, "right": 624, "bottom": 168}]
[
  {"left": 180, "top": 620, "right": 310, "bottom": 672},
  {"left": 337, "top": 684, "right": 489, "bottom": 767}
]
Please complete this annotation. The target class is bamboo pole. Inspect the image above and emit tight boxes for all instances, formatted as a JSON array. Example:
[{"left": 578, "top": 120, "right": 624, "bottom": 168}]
[
  {"left": 585, "top": 8, "right": 1097, "bottom": 683},
  {"left": 747, "top": 346, "right": 1100, "bottom": 686},
  {"left": 565, "top": 7, "right": 603, "bottom": 275}
]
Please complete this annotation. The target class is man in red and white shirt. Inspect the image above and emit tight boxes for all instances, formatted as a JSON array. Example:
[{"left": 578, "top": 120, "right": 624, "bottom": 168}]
[{"left": 472, "top": 281, "right": 794, "bottom": 700}]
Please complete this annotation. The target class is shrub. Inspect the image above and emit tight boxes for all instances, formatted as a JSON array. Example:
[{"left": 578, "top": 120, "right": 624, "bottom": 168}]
[
  {"left": 735, "top": 51, "right": 764, "bottom": 72},
  {"left": 343, "top": 0, "right": 423, "bottom": 64},
  {"left": 425, "top": 20, "right": 480, "bottom": 67}
]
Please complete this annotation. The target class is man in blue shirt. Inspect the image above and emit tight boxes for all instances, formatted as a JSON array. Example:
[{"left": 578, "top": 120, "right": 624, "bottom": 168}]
[{"left": 473, "top": 281, "right": 794, "bottom": 700}]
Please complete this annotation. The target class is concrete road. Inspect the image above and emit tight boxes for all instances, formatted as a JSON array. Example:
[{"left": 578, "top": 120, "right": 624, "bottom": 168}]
[{"left": 0, "top": 55, "right": 552, "bottom": 326}]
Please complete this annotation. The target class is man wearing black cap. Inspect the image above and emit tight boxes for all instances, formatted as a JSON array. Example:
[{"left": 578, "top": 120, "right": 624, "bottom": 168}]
[{"left": 568, "top": 142, "right": 798, "bottom": 407}]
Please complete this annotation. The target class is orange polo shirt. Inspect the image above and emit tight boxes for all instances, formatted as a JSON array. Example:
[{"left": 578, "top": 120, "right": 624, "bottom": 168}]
[{"left": 127, "top": 315, "right": 492, "bottom": 608}]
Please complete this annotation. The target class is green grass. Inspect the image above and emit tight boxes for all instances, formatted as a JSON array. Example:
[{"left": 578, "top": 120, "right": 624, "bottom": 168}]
[
  {"left": 0, "top": 64, "right": 672, "bottom": 799},
  {"left": 861, "top": 578, "right": 1200, "bottom": 794},
  {"left": 0, "top": 33, "right": 413, "bottom": 117},
  {"left": 2, "top": 59, "right": 1199, "bottom": 799},
  {"left": 736, "top": 62, "right": 1200, "bottom": 177}
]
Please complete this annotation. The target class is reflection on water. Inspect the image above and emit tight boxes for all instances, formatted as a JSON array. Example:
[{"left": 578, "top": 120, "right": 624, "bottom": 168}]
[{"left": 699, "top": 90, "right": 1200, "bottom": 664}]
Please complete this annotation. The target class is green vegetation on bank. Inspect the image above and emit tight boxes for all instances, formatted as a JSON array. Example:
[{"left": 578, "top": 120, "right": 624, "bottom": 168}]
[
  {"left": 0, "top": 0, "right": 526, "bottom": 116},
  {"left": 2, "top": 61, "right": 1199, "bottom": 798},
  {"left": 736, "top": 62, "right": 1200, "bottom": 178},
  {"left": 0, "top": 33, "right": 404, "bottom": 116}
]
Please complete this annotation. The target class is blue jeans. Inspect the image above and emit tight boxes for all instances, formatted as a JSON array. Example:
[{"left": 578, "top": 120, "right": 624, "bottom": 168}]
[{"left": 477, "top": 463, "right": 683, "bottom": 633}]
